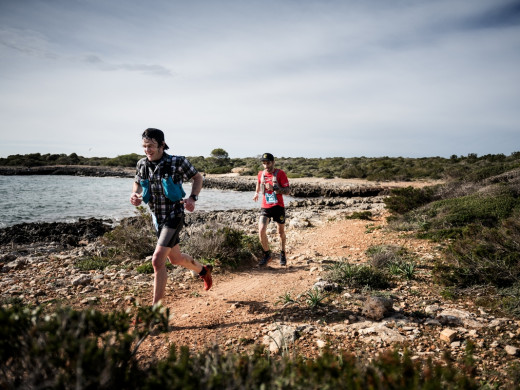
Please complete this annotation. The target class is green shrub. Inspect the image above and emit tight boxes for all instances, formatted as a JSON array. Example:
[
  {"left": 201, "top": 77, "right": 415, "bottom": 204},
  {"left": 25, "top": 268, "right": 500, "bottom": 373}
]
[
  {"left": 0, "top": 304, "right": 499, "bottom": 389},
  {"left": 346, "top": 211, "right": 373, "bottom": 220},
  {"left": 434, "top": 210, "right": 520, "bottom": 288},
  {"left": 101, "top": 206, "right": 156, "bottom": 259},
  {"left": 384, "top": 186, "right": 436, "bottom": 215},
  {"left": 75, "top": 256, "right": 115, "bottom": 271},
  {"left": 324, "top": 260, "right": 392, "bottom": 290},
  {"left": 182, "top": 224, "right": 262, "bottom": 268},
  {"left": 424, "top": 190, "right": 518, "bottom": 230},
  {"left": 0, "top": 304, "right": 168, "bottom": 389}
]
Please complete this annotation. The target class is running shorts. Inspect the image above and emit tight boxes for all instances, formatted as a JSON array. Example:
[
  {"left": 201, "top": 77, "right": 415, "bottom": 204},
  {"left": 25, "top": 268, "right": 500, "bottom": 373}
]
[
  {"left": 156, "top": 214, "right": 184, "bottom": 248},
  {"left": 260, "top": 206, "right": 286, "bottom": 224}
]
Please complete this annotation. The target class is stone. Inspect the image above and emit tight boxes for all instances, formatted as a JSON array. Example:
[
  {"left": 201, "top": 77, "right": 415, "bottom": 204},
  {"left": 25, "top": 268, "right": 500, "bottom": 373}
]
[
  {"left": 362, "top": 296, "right": 394, "bottom": 321},
  {"left": 505, "top": 345, "right": 518, "bottom": 356},
  {"left": 71, "top": 275, "right": 92, "bottom": 286},
  {"left": 438, "top": 308, "right": 485, "bottom": 329},
  {"left": 440, "top": 328, "right": 458, "bottom": 343},
  {"left": 263, "top": 325, "right": 297, "bottom": 354},
  {"left": 316, "top": 339, "right": 327, "bottom": 349}
]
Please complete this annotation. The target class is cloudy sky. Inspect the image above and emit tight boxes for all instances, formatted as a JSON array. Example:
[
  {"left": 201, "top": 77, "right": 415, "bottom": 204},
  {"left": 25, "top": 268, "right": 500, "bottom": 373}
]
[{"left": 1, "top": 0, "right": 519, "bottom": 159}]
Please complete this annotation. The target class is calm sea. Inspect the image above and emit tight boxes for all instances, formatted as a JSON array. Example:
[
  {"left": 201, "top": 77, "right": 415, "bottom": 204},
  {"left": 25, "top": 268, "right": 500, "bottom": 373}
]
[{"left": 0, "top": 175, "right": 268, "bottom": 228}]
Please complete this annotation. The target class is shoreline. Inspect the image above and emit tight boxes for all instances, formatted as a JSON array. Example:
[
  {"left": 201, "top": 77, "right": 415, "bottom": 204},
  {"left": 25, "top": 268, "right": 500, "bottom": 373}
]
[{"left": 0, "top": 165, "right": 437, "bottom": 198}]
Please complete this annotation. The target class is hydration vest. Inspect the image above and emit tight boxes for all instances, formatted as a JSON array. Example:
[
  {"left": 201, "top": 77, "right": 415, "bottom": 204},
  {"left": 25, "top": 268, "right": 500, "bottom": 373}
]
[
  {"left": 260, "top": 169, "right": 279, "bottom": 194},
  {"left": 140, "top": 156, "right": 186, "bottom": 204}
]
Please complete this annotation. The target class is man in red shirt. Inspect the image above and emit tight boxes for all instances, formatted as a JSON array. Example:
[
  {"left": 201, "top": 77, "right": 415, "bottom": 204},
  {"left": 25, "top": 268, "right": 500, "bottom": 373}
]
[{"left": 253, "top": 153, "right": 291, "bottom": 266}]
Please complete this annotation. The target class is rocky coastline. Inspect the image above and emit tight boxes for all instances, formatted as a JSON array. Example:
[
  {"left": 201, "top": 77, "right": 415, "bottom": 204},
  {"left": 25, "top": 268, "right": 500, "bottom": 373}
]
[{"left": 0, "top": 165, "right": 391, "bottom": 197}]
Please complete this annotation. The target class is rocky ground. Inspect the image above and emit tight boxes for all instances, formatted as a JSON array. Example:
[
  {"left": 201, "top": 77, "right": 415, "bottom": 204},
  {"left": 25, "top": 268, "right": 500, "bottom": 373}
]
[{"left": 1, "top": 177, "right": 519, "bottom": 387}]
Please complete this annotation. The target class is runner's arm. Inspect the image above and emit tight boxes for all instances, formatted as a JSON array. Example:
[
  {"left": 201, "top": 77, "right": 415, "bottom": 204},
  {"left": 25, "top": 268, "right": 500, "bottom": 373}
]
[
  {"left": 190, "top": 172, "right": 203, "bottom": 197},
  {"left": 130, "top": 181, "right": 143, "bottom": 205},
  {"left": 274, "top": 185, "right": 290, "bottom": 195}
]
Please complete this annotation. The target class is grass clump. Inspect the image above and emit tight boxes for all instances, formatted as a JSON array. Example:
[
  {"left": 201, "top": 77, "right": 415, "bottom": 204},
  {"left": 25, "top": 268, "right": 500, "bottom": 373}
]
[
  {"left": 366, "top": 245, "right": 418, "bottom": 280},
  {"left": 75, "top": 256, "right": 117, "bottom": 271},
  {"left": 324, "top": 259, "right": 392, "bottom": 290}
]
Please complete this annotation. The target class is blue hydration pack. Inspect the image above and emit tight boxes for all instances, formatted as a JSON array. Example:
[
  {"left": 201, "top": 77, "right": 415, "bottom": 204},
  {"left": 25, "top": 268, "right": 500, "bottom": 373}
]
[{"left": 140, "top": 156, "right": 186, "bottom": 204}]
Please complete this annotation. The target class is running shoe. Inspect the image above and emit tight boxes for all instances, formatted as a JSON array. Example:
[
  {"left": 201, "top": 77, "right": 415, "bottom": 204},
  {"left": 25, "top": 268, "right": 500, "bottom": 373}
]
[
  {"left": 200, "top": 265, "right": 213, "bottom": 290},
  {"left": 280, "top": 252, "right": 287, "bottom": 266},
  {"left": 258, "top": 252, "right": 272, "bottom": 266}
]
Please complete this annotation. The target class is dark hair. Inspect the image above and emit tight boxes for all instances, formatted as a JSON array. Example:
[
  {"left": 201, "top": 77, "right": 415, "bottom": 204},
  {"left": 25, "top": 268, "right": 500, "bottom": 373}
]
[{"left": 142, "top": 128, "right": 169, "bottom": 150}]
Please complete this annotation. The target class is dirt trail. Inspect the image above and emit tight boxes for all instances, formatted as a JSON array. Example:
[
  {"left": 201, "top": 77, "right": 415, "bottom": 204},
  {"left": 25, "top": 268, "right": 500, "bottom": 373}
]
[{"left": 137, "top": 214, "right": 434, "bottom": 362}]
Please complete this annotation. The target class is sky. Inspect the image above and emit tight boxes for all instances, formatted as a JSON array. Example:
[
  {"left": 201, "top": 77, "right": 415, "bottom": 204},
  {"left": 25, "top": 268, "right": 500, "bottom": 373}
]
[{"left": 1, "top": 0, "right": 519, "bottom": 159}]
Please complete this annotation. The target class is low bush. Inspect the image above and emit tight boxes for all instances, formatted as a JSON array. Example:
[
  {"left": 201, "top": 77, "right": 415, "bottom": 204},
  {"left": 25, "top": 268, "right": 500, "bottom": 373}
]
[
  {"left": 434, "top": 210, "right": 520, "bottom": 289},
  {"left": 384, "top": 186, "right": 436, "bottom": 215},
  {"left": 346, "top": 211, "right": 373, "bottom": 220},
  {"left": 1, "top": 303, "right": 487, "bottom": 389},
  {"left": 182, "top": 223, "right": 262, "bottom": 268},
  {"left": 101, "top": 207, "right": 156, "bottom": 259},
  {"left": 0, "top": 304, "right": 168, "bottom": 389}
]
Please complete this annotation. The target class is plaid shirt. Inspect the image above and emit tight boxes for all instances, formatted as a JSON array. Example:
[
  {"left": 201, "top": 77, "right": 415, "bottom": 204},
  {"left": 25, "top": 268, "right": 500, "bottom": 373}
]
[{"left": 135, "top": 153, "right": 198, "bottom": 225}]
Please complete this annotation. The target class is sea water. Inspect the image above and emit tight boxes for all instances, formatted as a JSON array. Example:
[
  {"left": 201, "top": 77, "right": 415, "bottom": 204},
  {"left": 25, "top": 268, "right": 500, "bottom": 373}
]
[{"left": 0, "top": 175, "right": 270, "bottom": 228}]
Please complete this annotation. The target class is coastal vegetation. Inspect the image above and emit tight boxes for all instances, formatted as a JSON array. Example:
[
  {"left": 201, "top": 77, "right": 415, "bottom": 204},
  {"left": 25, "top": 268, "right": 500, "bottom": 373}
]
[
  {"left": 2, "top": 152, "right": 520, "bottom": 388},
  {"left": 384, "top": 168, "right": 520, "bottom": 317},
  {"left": 1, "top": 303, "right": 482, "bottom": 389},
  {"left": 2, "top": 150, "right": 519, "bottom": 181}
]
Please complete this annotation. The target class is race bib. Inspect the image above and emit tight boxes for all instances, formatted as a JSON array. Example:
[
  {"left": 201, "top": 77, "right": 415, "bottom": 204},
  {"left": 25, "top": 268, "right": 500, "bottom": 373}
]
[{"left": 265, "top": 192, "right": 278, "bottom": 205}]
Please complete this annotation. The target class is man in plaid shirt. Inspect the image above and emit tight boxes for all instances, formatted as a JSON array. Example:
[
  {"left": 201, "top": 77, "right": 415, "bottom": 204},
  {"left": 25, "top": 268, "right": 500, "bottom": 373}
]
[{"left": 130, "top": 128, "right": 212, "bottom": 305}]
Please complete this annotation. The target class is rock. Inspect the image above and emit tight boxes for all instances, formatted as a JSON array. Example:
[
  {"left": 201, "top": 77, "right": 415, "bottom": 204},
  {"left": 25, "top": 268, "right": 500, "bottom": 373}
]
[
  {"left": 438, "top": 308, "right": 485, "bottom": 329},
  {"left": 316, "top": 339, "right": 327, "bottom": 349},
  {"left": 80, "top": 296, "right": 98, "bottom": 304},
  {"left": 440, "top": 329, "right": 458, "bottom": 343},
  {"left": 3, "top": 259, "right": 27, "bottom": 271},
  {"left": 289, "top": 218, "right": 310, "bottom": 229},
  {"left": 350, "top": 321, "right": 406, "bottom": 343},
  {"left": 505, "top": 345, "right": 519, "bottom": 356},
  {"left": 362, "top": 296, "right": 394, "bottom": 321},
  {"left": 0, "top": 218, "right": 113, "bottom": 246},
  {"left": 263, "top": 325, "right": 297, "bottom": 354},
  {"left": 313, "top": 281, "right": 341, "bottom": 292},
  {"left": 72, "top": 275, "right": 92, "bottom": 286}
]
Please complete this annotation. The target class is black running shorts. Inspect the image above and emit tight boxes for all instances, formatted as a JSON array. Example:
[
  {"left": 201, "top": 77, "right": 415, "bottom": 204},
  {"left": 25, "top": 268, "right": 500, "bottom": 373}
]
[
  {"left": 156, "top": 214, "right": 184, "bottom": 248},
  {"left": 260, "top": 206, "right": 286, "bottom": 224}
]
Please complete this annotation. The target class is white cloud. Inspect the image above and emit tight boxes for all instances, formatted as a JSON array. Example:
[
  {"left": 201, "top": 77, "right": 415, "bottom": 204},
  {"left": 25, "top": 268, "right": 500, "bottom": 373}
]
[{"left": 0, "top": 0, "right": 519, "bottom": 159}]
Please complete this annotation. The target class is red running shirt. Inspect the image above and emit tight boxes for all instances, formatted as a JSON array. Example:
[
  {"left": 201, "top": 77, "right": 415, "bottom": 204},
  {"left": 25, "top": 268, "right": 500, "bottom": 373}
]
[{"left": 257, "top": 169, "right": 289, "bottom": 208}]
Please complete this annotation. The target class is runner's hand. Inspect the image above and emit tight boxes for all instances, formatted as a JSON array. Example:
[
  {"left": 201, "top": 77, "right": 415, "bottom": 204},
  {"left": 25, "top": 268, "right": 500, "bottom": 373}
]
[
  {"left": 184, "top": 197, "right": 195, "bottom": 212},
  {"left": 130, "top": 192, "right": 142, "bottom": 206}
]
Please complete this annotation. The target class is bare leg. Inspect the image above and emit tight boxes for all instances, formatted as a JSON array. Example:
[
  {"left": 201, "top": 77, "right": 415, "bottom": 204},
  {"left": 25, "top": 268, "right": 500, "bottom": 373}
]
[
  {"left": 152, "top": 244, "right": 205, "bottom": 304},
  {"left": 258, "top": 216, "right": 270, "bottom": 251},
  {"left": 167, "top": 244, "right": 204, "bottom": 272},
  {"left": 151, "top": 245, "right": 171, "bottom": 305},
  {"left": 277, "top": 223, "right": 286, "bottom": 252}
]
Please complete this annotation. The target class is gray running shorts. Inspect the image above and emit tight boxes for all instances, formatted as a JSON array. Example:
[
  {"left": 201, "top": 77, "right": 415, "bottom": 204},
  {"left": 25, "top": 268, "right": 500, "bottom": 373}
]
[{"left": 156, "top": 215, "right": 184, "bottom": 248}]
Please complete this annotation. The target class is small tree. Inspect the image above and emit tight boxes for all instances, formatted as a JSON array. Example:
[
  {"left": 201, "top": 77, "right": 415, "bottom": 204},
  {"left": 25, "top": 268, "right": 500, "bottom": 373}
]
[{"left": 210, "top": 148, "right": 229, "bottom": 160}]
